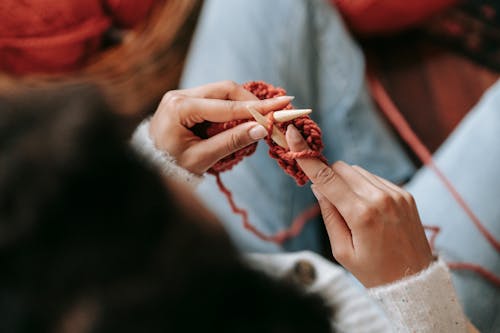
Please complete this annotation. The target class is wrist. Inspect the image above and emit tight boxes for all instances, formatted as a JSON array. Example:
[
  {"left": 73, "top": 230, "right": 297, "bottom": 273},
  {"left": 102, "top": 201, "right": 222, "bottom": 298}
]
[
  {"left": 368, "top": 258, "right": 467, "bottom": 332},
  {"left": 130, "top": 118, "right": 203, "bottom": 186}
]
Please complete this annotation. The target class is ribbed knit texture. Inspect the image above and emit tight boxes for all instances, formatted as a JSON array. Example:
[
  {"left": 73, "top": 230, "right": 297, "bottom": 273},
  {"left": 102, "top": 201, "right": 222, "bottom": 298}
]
[{"left": 369, "top": 259, "right": 467, "bottom": 332}]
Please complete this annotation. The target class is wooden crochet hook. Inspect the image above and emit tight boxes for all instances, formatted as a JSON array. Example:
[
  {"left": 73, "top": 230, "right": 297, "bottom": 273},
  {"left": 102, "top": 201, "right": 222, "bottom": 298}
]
[{"left": 246, "top": 106, "right": 289, "bottom": 149}]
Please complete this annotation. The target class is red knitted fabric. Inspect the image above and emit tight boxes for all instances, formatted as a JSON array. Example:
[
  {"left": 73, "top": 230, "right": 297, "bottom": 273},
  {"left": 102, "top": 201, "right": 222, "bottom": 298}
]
[
  {"left": 194, "top": 81, "right": 327, "bottom": 185},
  {"left": 0, "top": 0, "right": 157, "bottom": 75},
  {"left": 191, "top": 81, "right": 327, "bottom": 244}
]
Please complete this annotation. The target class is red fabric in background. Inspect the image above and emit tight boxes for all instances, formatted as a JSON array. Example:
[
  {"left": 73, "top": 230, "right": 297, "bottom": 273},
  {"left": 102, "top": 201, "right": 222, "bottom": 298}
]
[
  {"left": 104, "top": 0, "right": 156, "bottom": 28},
  {"left": 333, "top": 0, "right": 458, "bottom": 35},
  {"left": 0, "top": 0, "right": 157, "bottom": 75}
]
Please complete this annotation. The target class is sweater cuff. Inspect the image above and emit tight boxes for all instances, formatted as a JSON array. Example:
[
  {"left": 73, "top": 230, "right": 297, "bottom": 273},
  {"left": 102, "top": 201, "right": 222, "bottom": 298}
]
[
  {"left": 368, "top": 259, "right": 467, "bottom": 333},
  {"left": 130, "top": 118, "right": 203, "bottom": 186}
]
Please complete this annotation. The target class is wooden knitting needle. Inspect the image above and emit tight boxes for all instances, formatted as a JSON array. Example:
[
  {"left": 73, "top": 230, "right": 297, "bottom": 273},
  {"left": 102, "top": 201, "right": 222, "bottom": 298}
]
[
  {"left": 273, "top": 109, "right": 312, "bottom": 122},
  {"left": 247, "top": 106, "right": 289, "bottom": 149}
]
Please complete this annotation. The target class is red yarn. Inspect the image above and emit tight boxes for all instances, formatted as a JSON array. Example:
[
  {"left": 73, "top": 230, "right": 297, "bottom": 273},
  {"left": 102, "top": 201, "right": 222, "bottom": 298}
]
[{"left": 191, "top": 81, "right": 327, "bottom": 244}]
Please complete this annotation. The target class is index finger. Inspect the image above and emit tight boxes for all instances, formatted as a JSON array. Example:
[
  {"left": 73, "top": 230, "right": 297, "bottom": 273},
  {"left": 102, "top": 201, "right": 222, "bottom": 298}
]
[
  {"left": 177, "top": 95, "right": 294, "bottom": 125},
  {"left": 175, "top": 80, "right": 259, "bottom": 101},
  {"left": 285, "top": 125, "right": 362, "bottom": 221}
]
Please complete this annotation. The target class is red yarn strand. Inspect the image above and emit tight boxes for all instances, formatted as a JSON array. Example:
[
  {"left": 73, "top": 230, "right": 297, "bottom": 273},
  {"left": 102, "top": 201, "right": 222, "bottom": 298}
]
[{"left": 215, "top": 173, "right": 321, "bottom": 244}]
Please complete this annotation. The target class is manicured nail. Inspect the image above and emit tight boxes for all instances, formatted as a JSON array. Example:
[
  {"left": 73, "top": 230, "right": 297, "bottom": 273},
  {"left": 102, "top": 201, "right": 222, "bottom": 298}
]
[
  {"left": 273, "top": 95, "right": 295, "bottom": 102},
  {"left": 249, "top": 124, "right": 267, "bottom": 140},
  {"left": 286, "top": 124, "right": 302, "bottom": 145},
  {"left": 311, "top": 185, "right": 323, "bottom": 200}
]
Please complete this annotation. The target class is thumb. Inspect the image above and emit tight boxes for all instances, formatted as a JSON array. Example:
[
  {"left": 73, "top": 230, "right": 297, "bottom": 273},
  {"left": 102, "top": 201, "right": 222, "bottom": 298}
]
[
  {"left": 286, "top": 124, "right": 311, "bottom": 152},
  {"left": 188, "top": 121, "right": 267, "bottom": 171},
  {"left": 311, "top": 185, "right": 353, "bottom": 260}
]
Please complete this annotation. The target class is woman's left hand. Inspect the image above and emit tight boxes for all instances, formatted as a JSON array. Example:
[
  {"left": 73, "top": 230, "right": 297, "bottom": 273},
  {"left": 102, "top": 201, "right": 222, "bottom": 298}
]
[
  {"left": 149, "top": 81, "right": 293, "bottom": 175},
  {"left": 285, "top": 124, "right": 434, "bottom": 288}
]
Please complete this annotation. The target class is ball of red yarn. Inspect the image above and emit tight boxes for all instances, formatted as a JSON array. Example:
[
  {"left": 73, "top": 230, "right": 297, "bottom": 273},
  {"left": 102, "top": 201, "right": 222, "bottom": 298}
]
[{"left": 191, "top": 81, "right": 327, "bottom": 185}]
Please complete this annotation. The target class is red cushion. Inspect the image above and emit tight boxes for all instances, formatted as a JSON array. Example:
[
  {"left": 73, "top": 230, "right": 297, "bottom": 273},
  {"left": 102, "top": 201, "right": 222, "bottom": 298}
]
[
  {"left": 0, "top": 0, "right": 157, "bottom": 75},
  {"left": 104, "top": 0, "right": 157, "bottom": 28},
  {"left": 333, "top": 0, "right": 458, "bottom": 35}
]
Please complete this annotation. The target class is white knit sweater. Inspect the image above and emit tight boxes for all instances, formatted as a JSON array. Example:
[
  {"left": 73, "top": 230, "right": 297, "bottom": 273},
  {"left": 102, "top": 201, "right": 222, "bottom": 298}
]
[{"left": 131, "top": 119, "right": 469, "bottom": 333}]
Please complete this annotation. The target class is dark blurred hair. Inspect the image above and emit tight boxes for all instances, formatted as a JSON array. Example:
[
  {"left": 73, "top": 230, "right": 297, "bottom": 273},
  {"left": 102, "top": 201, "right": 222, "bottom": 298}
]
[{"left": 0, "top": 85, "right": 332, "bottom": 332}]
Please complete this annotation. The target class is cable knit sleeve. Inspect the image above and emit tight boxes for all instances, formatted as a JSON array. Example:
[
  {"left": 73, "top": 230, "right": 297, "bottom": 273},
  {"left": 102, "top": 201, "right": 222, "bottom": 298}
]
[
  {"left": 368, "top": 258, "right": 468, "bottom": 333},
  {"left": 130, "top": 118, "right": 203, "bottom": 186}
]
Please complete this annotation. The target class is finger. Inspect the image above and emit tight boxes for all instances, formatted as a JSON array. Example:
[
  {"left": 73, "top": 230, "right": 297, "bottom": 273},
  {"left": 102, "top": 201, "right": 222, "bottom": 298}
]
[
  {"left": 350, "top": 165, "right": 400, "bottom": 199},
  {"left": 186, "top": 121, "right": 267, "bottom": 173},
  {"left": 352, "top": 165, "right": 408, "bottom": 201},
  {"left": 311, "top": 185, "right": 353, "bottom": 259},
  {"left": 285, "top": 124, "right": 363, "bottom": 225},
  {"left": 330, "top": 161, "right": 382, "bottom": 199},
  {"left": 175, "top": 81, "right": 260, "bottom": 101},
  {"left": 352, "top": 166, "right": 418, "bottom": 217},
  {"left": 373, "top": 174, "right": 420, "bottom": 216},
  {"left": 178, "top": 96, "right": 294, "bottom": 126},
  {"left": 352, "top": 165, "right": 397, "bottom": 192}
]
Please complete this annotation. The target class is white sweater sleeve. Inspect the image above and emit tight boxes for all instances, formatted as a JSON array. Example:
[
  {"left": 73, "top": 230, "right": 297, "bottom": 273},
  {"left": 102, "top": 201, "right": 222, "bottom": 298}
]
[
  {"left": 368, "top": 258, "right": 468, "bottom": 333},
  {"left": 130, "top": 118, "right": 203, "bottom": 186}
]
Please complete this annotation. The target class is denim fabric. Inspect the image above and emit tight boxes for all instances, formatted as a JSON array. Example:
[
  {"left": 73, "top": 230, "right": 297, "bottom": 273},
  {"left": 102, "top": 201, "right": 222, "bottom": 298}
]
[
  {"left": 180, "top": 0, "right": 415, "bottom": 253},
  {"left": 405, "top": 80, "right": 500, "bottom": 333}
]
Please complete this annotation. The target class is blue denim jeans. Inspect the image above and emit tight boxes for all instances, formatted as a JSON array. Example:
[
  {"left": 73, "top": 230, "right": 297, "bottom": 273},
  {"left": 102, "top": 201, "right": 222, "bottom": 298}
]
[
  {"left": 181, "top": 0, "right": 500, "bottom": 330},
  {"left": 404, "top": 81, "right": 500, "bottom": 332}
]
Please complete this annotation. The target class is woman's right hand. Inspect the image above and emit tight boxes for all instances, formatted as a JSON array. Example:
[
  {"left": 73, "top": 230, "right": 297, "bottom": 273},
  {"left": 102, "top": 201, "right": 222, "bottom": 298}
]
[{"left": 285, "top": 125, "right": 434, "bottom": 288}]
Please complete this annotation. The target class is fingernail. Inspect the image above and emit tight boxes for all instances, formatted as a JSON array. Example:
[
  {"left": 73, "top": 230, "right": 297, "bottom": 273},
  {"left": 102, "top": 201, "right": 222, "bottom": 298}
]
[
  {"left": 273, "top": 95, "right": 295, "bottom": 102},
  {"left": 311, "top": 185, "right": 323, "bottom": 200},
  {"left": 286, "top": 124, "right": 302, "bottom": 145},
  {"left": 249, "top": 124, "right": 267, "bottom": 140}
]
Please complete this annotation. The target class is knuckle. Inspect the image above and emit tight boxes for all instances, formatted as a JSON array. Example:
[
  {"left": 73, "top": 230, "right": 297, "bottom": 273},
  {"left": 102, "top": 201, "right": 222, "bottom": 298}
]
[
  {"left": 222, "top": 80, "right": 239, "bottom": 92},
  {"left": 227, "top": 132, "right": 245, "bottom": 152},
  {"left": 404, "top": 192, "right": 416, "bottom": 206},
  {"left": 225, "top": 100, "right": 238, "bottom": 114},
  {"left": 332, "top": 245, "right": 351, "bottom": 263},
  {"left": 314, "top": 166, "right": 336, "bottom": 186},
  {"left": 356, "top": 203, "right": 377, "bottom": 226},
  {"left": 169, "top": 94, "right": 185, "bottom": 107},
  {"left": 394, "top": 193, "right": 408, "bottom": 206},
  {"left": 331, "top": 160, "right": 347, "bottom": 171},
  {"left": 373, "top": 191, "right": 393, "bottom": 209},
  {"left": 320, "top": 205, "right": 336, "bottom": 222},
  {"left": 162, "top": 92, "right": 185, "bottom": 111},
  {"left": 161, "top": 90, "right": 177, "bottom": 103}
]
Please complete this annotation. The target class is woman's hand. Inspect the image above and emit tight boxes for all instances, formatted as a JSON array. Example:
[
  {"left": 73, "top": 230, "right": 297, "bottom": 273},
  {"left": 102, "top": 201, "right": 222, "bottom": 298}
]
[
  {"left": 149, "top": 81, "right": 293, "bottom": 175},
  {"left": 286, "top": 125, "right": 434, "bottom": 288}
]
